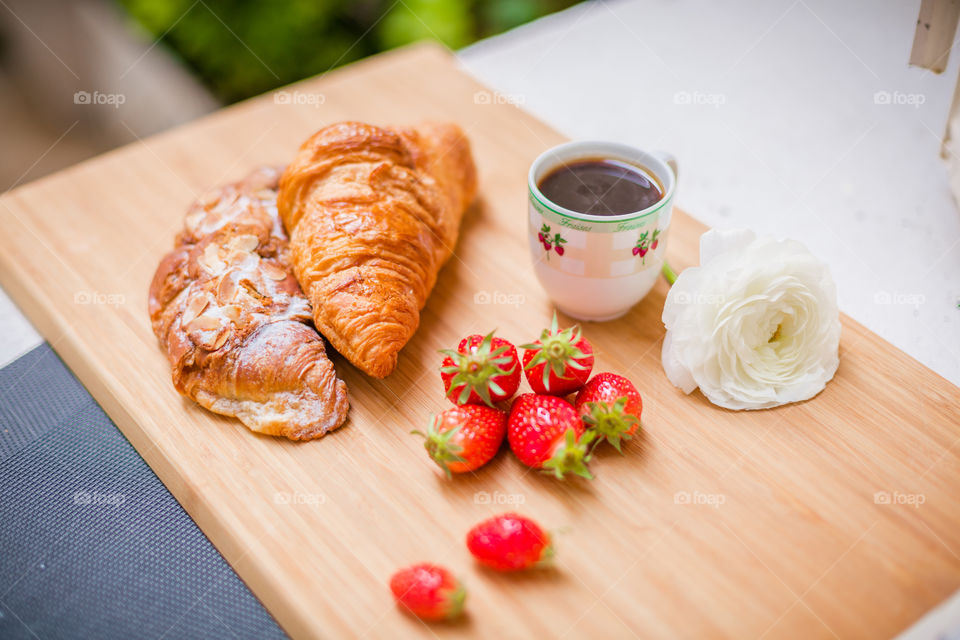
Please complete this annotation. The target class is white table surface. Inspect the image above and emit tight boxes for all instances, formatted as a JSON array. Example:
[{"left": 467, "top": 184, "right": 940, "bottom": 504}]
[
  {"left": 2, "top": 0, "right": 958, "bottom": 383},
  {"left": 460, "top": 0, "right": 960, "bottom": 388},
  {"left": 0, "top": 0, "right": 957, "bottom": 636}
]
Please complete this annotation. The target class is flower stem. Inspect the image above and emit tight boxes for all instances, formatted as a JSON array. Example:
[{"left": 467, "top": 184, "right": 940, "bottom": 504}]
[{"left": 662, "top": 261, "right": 678, "bottom": 286}]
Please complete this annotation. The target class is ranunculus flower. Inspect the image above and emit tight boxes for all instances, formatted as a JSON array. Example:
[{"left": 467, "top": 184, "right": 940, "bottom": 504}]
[{"left": 661, "top": 229, "right": 840, "bottom": 410}]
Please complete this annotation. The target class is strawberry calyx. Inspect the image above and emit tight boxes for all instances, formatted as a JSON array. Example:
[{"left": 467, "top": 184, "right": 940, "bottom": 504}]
[
  {"left": 440, "top": 330, "right": 516, "bottom": 406},
  {"left": 441, "top": 581, "right": 468, "bottom": 619},
  {"left": 520, "top": 313, "right": 589, "bottom": 392},
  {"left": 411, "top": 418, "right": 466, "bottom": 478},
  {"left": 581, "top": 397, "right": 640, "bottom": 453},
  {"left": 541, "top": 429, "right": 595, "bottom": 480},
  {"left": 534, "top": 538, "right": 556, "bottom": 569}
]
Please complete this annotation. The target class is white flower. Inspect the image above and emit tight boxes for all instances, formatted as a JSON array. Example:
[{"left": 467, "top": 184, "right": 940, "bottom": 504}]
[{"left": 661, "top": 229, "right": 840, "bottom": 410}]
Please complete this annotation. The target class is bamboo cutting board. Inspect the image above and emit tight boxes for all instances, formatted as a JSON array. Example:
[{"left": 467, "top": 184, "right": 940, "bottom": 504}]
[{"left": 1, "top": 44, "right": 959, "bottom": 639}]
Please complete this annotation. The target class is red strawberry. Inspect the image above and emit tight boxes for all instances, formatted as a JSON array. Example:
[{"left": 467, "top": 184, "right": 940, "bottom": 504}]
[
  {"left": 555, "top": 246, "right": 565, "bottom": 256},
  {"left": 520, "top": 314, "right": 594, "bottom": 396},
  {"left": 538, "top": 232, "right": 545, "bottom": 243},
  {"left": 413, "top": 405, "right": 507, "bottom": 476},
  {"left": 389, "top": 563, "right": 466, "bottom": 621},
  {"left": 466, "top": 513, "right": 553, "bottom": 571},
  {"left": 575, "top": 373, "right": 643, "bottom": 452},
  {"left": 507, "top": 393, "right": 594, "bottom": 479},
  {"left": 651, "top": 240, "right": 659, "bottom": 250},
  {"left": 638, "top": 247, "right": 648, "bottom": 257},
  {"left": 543, "top": 241, "right": 552, "bottom": 251},
  {"left": 632, "top": 246, "right": 641, "bottom": 256},
  {"left": 440, "top": 331, "right": 520, "bottom": 406}
]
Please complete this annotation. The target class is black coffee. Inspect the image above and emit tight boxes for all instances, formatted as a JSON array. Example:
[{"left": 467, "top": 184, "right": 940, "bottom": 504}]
[{"left": 537, "top": 158, "right": 663, "bottom": 216}]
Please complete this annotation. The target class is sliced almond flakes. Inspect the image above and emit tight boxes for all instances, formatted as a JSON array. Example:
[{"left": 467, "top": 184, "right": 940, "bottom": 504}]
[
  {"left": 262, "top": 262, "right": 288, "bottom": 281},
  {"left": 181, "top": 294, "right": 210, "bottom": 326}
]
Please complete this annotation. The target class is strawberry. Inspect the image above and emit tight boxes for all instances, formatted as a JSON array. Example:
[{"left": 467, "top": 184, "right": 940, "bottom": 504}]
[
  {"left": 389, "top": 563, "right": 466, "bottom": 621},
  {"left": 507, "top": 393, "right": 594, "bottom": 479},
  {"left": 651, "top": 229, "right": 661, "bottom": 250},
  {"left": 634, "top": 231, "right": 651, "bottom": 260},
  {"left": 440, "top": 331, "right": 520, "bottom": 406},
  {"left": 551, "top": 233, "right": 567, "bottom": 255},
  {"left": 543, "top": 240, "right": 552, "bottom": 251},
  {"left": 520, "top": 314, "right": 594, "bottom": 396},
  {"left": 575, "top": 373, "right": 643, "bottom": 452},
  {"left": 413, "top": 405, "right": 507, "bottom": 476},
  {"left": 466, "top": 513, "right": 553, "bottom": 571}
]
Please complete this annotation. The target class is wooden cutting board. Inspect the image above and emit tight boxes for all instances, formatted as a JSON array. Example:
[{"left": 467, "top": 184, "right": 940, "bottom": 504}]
[{"left": 1, "top": 43, "right": 958, "bottom": 639}]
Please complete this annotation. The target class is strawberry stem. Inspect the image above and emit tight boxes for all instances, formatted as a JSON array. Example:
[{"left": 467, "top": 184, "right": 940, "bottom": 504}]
[
  {"left": 412, "top": 419, "right": 466, "bottom": 478},
  {"left": 440, "top": 330, "right": 515, "bottom": 407},
  {"left": 444, "top": 582, "right": 468, "bottom": 619},
  {"left": 541, "top": 429, "right": 595, "bottom": 480},
  {"left": 520, "top": 313, "right": 588, "bottom": 393},
  {"left": 534, "top": 539, "right": 555, "bottom": 569},
  {"left": 581, "top": 397, "right": 639, "bottom": 453}
]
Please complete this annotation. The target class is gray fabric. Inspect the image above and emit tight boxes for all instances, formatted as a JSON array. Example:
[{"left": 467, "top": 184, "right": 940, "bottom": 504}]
[{"left": 0, "top": 344, "right": 287, "bottom": 639}]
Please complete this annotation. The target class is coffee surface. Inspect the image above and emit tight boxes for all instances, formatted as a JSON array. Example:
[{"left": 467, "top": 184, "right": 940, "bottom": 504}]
[{"left": 537, "top": 158, "right": 663, "bottom": 216}]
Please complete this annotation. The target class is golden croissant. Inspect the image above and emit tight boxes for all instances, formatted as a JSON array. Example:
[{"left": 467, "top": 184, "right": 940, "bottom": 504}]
[
  {"left": 148, "top": 167, "right": 349, "bottom": 440},
  {"left": 277, "top": 121, "right": 477, "bottom": 378}
]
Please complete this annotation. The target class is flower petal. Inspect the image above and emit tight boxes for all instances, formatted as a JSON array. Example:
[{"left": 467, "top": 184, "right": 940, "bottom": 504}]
[
  {"left": 700, "top": 228, "right": 756, "bottom": 264},
  {"left": 661, "top": 332, "right": 698, "bottom": 394}
]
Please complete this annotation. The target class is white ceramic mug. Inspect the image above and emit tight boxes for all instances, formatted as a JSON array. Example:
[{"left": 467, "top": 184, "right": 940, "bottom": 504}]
[{"left": 527, "top": 141, "right": 677, "bottom": 322}]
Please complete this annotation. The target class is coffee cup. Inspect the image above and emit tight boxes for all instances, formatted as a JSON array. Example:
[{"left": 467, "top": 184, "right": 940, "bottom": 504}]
[{"left": 527, "top": 141, "right": 677, "bottom": 321}]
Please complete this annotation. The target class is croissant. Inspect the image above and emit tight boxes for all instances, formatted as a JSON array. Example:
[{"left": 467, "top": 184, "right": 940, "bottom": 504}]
[
  {"left": 277, "top": 121, "right": 477, "bottom": 378},
  {"left": 148, "top": 167, "right": 349, "bottom": 440}
]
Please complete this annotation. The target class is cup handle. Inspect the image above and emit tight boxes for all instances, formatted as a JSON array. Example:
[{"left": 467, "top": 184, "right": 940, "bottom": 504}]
[
  {"left": 654, "top": 151, "right": 678, "bottom": 288},
  {"left": 655, "top": 151, "right": 678, "bottom": 182}
]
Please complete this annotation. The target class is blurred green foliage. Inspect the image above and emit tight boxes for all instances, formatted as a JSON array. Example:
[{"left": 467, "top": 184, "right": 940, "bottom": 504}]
[{"left": 115, "top": 0, "right": 580, "bottom": 103}]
